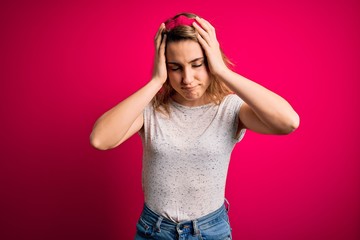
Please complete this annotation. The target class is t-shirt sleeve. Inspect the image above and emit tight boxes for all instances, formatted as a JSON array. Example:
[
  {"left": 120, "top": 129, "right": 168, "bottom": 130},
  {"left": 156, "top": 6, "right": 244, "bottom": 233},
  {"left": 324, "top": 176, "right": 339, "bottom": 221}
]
[
  {"left": 138, "top": 102, "right": 152, "bottom": 139},
  {"left": 224, "top": 94, "right": 246, "bottom": 142}
]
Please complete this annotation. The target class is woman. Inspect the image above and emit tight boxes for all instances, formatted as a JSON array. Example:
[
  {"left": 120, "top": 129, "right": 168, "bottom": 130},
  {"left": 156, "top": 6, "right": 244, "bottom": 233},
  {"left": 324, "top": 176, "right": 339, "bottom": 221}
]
[{"left": 90, "top": 12, "right": 299, "bottom": 240}]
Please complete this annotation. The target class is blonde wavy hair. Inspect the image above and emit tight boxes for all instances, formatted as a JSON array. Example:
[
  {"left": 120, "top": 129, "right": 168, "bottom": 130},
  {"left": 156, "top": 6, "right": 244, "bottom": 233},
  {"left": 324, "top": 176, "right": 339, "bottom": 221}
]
[{"left": 153, "top": 12, "right": 233, "bottom": 114}]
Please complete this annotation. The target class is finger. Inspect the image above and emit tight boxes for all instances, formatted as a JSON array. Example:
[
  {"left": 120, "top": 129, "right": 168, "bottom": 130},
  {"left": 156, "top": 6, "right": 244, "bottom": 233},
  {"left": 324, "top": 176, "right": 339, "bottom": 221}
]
[
  {"left": 155, "top": 23, "right": 165, "bottom": 47},
  {"left": 196, "top": 32, "right": 210, "bottom": 53},
  {"left": 193, "top": 21, "right": 211, "bottom": 45},
  {"left": 196, "top": 16, "right": 215, "bottom": 31},
  {"left": 155, "top": 23, "right": 165, "bottom": 40},
  {"left": 159, "top": 33, "right": 167, "bottom": 56},
  {"left": 195, "top": 16, "right": 217, "bottom": 40},
  {"left": 195, "top": 16, "right": 213, "bottom": 33}
]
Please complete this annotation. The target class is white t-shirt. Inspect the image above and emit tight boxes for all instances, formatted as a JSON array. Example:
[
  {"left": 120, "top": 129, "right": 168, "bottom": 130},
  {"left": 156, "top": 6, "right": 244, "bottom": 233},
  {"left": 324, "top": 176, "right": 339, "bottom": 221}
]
[{"left": 139, "top": 94, "right": 246, "bottom": 222}]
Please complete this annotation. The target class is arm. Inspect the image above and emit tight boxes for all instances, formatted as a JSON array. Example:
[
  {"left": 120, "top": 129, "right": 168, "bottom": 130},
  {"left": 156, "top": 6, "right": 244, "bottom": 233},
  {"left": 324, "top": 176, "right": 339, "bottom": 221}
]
[
  {"left": 193, "top": 17, "right": 299, "bottom": 134},
  {"left": 90, "top": 24, "right": 168, "bottom": 150},
  {"left": 216, "top": 71, "right": 299, "bottom": 134}
]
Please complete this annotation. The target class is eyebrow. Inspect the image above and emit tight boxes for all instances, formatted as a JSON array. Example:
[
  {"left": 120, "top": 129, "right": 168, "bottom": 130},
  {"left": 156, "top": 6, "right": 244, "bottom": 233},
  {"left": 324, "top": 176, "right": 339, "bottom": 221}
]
[{"left": 167, "top": 57, "right": 204, "bottom": 65}]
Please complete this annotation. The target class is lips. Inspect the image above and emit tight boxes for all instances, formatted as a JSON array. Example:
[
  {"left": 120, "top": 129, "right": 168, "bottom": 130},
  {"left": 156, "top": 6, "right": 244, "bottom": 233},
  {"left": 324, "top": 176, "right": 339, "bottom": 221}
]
[{"left": 182, "top": 85, "right": 198, "bottom": 91}]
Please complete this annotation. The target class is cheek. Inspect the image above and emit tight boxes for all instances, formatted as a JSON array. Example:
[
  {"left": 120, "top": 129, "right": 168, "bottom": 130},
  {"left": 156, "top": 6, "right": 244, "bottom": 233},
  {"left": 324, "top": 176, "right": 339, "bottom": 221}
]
[
  {"left": 168, "top": 74, "right": 180, "bottom": 90},
  {"left": 168, "top": 71, "right": 181, "bottom": 83},
  {"left": 197, "top": 68, "right": 210, "bottom": 81}
]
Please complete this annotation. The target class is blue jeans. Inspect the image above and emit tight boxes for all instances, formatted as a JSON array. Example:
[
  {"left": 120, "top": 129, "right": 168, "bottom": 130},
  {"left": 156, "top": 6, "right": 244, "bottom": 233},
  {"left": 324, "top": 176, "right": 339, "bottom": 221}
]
[{"left": 135, "top": 201, "right": 232, "bottom": 240}]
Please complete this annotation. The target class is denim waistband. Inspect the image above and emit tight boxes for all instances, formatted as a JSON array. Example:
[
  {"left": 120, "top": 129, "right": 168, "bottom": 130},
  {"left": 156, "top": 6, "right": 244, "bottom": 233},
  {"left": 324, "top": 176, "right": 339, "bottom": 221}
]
[{"left": 140, "top": 200, "right": 230, "bottom": 235}]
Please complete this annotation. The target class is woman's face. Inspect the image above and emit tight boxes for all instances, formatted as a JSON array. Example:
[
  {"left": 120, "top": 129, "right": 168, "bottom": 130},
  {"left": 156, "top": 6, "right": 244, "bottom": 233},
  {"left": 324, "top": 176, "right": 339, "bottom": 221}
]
[{"left": 166, "top": 40, "right": 211, "bottom": 106}]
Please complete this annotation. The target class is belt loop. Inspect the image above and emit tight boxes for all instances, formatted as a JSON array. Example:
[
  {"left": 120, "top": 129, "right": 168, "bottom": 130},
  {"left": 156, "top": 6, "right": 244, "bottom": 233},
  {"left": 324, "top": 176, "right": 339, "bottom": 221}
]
[
  {"left": 192, "top": 219, "right": 200, "bottom": 236},
  {"left": 176, "top": 223, "right": 182, "bottom": 234},
  {"left": 224, "top": 198, "right": 230, "bottom": 213},
  {"left": 155, "top": 216, "right": 163, "bottom": 233}
]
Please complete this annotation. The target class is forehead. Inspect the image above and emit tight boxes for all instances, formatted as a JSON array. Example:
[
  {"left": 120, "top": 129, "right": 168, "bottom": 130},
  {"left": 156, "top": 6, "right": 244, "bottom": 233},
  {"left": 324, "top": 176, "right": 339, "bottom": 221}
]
[{"left": 166, "top": 40, "right": 204, "bottom": 62}]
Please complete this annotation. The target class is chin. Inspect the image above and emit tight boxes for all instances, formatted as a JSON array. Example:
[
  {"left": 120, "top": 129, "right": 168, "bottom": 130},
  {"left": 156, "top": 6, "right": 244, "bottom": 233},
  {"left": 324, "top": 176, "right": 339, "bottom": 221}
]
[{"left": 183, "top": 93, "right": 202, "bottom": 100}]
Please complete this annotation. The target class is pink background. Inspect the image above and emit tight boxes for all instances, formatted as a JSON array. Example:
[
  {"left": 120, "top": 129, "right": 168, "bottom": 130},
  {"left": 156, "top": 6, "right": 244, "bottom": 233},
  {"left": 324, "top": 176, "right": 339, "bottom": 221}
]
[{"left": 1, "top": 0, "right": 359, "bottom": 239}]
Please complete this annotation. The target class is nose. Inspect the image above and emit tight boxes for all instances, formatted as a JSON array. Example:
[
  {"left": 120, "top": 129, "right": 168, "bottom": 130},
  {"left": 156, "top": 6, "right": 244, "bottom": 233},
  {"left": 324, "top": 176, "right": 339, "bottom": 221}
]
[{"left": 182, "top": 67, "right": 194, "bottom": 85}]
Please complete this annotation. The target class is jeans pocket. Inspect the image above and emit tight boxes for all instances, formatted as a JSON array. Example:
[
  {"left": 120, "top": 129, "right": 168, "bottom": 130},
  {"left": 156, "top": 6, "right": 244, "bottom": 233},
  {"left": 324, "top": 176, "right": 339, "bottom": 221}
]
[
  {"left": 136, "top": 217, "right": 154, "bottom": 238},
  {"left": 222, "top": 213, "right": 232, "bottom": 232},
  {"left": 200, "top": 216, "right": 232, "bottom": 240}
]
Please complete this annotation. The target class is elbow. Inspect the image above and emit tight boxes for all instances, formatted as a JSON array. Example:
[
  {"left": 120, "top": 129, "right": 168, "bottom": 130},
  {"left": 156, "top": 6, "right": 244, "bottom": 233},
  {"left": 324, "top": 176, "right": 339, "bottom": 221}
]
[
  {"left": 292, "top": 112, "right": 300, "bottom": 132},
  {"left": 278, "top": 112, "right": 300, "bottom": 134},
  {"left": 90, "top": 132, "right": 111, "bottom": 151}
]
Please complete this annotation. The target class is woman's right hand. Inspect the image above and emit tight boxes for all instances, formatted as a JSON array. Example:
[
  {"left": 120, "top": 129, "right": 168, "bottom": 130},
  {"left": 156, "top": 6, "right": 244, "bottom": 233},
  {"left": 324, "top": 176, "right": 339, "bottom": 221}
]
[{"left": 151, "top": 23, "right": 167, "bottom": 85}]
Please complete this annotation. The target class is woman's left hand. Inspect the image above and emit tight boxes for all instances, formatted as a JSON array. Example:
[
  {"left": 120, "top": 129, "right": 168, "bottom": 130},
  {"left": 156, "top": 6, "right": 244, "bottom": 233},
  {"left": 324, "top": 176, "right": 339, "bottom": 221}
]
[{"left": 192, "top": 16, "right": 229, "bottom": 77}]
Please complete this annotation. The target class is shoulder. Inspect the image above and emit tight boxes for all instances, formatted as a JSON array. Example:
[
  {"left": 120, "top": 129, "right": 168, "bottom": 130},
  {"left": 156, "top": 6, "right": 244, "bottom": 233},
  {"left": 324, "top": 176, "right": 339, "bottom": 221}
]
[
  {"left": 219, "top": 94, "right": 244, "bottom": 110},
  {"left": 144, "top": 101, "right": 170, "bottom": 120}
]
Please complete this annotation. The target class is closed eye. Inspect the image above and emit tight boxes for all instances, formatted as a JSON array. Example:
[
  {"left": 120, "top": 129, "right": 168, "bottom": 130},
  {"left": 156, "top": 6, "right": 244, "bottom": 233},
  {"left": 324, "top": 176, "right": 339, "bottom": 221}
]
[
  {"left": 169, "top": 66, "right": 181, "bottom": 71},
  {"left": 192, "top": 63, "right": 203, "bottom": 68},
  {"left": 167, "top": 61, "right": 204, "bottom": 71}
]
